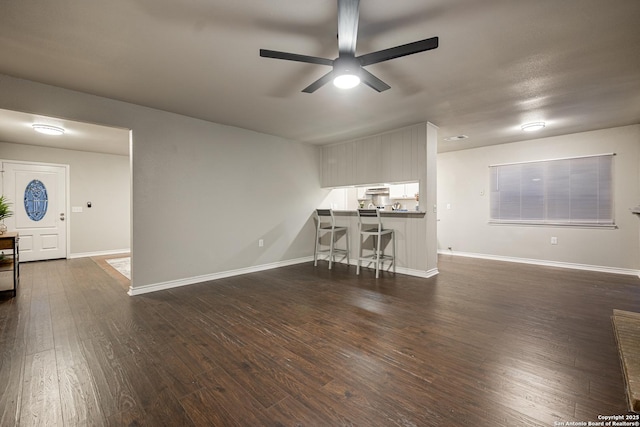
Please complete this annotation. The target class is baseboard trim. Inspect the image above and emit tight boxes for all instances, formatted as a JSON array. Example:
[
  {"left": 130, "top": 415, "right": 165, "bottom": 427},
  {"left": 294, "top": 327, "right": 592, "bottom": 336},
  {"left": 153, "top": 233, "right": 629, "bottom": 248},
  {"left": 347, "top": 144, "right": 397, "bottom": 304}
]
[
  {"left": 129, "top": 256, "right": 440, "bottom": 296},
  {"left": 395, "top": 266, "right": 439, "bottom": 279},
  {"left": 438, "top": 250, "right": 640, "bottom": 277},
  {"left": 323, "top": 258, "right": 439, "bottom": 279},
  {"left": 69, "top": 249, "right": 131, "bottom": 259},
  {"left": 128, "top": 256, "right": 314, "bottom": 296}
]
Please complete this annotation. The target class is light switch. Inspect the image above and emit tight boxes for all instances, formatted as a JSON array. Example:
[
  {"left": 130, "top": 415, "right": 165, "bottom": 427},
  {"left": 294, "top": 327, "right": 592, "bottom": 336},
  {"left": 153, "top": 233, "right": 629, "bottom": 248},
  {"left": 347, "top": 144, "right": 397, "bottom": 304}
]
[{"left": 72, "top": 206, "right": 83, "bottom": 213}]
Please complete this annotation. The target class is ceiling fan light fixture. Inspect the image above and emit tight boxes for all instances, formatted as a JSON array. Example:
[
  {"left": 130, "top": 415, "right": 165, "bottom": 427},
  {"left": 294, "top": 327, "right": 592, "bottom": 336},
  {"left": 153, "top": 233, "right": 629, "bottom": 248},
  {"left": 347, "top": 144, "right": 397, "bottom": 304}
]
[
  {"left": 32, "top": 124, "right": 65, "bottom": 136},
  {"left": 333, "top": 73, "right": 360, "bottom": 89},
  {"left": 333, "top": 55, "right": 361, "bottom": 89},
  {"left": 521, "top": 122, "right": 546, "bottom": 132}
]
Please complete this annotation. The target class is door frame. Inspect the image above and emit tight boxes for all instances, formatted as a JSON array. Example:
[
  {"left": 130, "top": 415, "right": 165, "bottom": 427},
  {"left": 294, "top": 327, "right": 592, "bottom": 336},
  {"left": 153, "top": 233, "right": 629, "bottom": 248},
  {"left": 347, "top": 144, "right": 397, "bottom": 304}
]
[{"left": 1, "top": 159, "right": 71, "bottom": 260}]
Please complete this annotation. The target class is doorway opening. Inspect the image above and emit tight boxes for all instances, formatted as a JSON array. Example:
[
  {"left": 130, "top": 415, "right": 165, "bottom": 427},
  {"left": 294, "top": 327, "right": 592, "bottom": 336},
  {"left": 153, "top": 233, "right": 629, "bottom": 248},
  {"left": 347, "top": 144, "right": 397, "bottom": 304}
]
[{"left": 0, "top": 108, "right": 132, "bottom": 291}]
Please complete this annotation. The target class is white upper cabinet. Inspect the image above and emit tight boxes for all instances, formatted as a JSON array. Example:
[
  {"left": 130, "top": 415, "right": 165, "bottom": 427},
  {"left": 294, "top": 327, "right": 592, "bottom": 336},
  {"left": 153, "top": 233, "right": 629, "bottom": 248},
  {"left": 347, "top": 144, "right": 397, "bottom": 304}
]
[
  {"left": 389, "top": 184, "right": 405, "bottom": 198},
  {"left": 405, "top": 182, "right": 419, "bottom": 199},
  {"left": 389, "top": 182, "right": 419, "bottom": 199},
  {"left": 357, "top": 187, "right": 368, "bottom": 199}
]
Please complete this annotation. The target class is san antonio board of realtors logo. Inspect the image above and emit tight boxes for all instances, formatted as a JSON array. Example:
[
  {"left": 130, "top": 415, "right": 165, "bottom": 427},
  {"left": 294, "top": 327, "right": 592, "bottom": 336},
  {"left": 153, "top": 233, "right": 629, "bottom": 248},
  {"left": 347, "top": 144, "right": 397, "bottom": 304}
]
[{"left": 24, "top": 179, "right": 48, "bottom": 221}]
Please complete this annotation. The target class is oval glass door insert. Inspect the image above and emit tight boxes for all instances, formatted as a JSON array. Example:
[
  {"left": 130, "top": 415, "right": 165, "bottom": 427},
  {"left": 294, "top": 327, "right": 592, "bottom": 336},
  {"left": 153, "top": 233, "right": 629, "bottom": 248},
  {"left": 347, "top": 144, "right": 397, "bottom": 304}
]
[{"left": 24, "top": 179, "right": 49, "bottom": 221}]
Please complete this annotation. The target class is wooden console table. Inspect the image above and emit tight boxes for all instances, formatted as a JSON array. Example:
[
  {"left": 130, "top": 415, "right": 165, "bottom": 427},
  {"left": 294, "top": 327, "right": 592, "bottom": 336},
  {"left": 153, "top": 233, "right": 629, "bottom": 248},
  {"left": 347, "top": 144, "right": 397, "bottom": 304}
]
[{"left": 0, "top": 232, "right": 19, "bottom": 296}]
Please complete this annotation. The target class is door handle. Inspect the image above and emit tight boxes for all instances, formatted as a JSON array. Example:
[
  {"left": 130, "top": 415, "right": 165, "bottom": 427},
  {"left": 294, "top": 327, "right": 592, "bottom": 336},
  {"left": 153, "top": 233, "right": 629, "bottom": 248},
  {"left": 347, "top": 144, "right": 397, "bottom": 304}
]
[{"left": 60, "top": 213, "right": 65, "bottom": 221}]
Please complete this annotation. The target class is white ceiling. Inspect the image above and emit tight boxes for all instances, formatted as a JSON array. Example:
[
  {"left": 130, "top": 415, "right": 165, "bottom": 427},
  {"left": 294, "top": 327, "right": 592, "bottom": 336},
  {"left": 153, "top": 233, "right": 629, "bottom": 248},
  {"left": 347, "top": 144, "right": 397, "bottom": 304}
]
[
  {"left": 0, "top": 109, "right": 130, "bottom": 156},
  {"left": 0, "top": 0, "right": 638, "bottom": 154}
]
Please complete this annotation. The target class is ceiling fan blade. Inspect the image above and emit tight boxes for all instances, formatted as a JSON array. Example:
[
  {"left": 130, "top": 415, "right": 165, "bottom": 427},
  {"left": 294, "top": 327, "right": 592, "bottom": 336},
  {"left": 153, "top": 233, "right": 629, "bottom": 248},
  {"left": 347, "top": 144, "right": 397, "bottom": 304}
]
[
  {"left": 360, "top": 69, "right": 391, "bottom": 92},
  {"left": 260, "top": 49, "right": 333, "bottom": 66},
  {"left": 337, "top": 0, "right": 359, "bottom": 55},
  {"left": 302, "top": 71, "right": 335, "bottom": 93},
  {"left": 357, "top": 36, "right": 439, "bottom": 67}
]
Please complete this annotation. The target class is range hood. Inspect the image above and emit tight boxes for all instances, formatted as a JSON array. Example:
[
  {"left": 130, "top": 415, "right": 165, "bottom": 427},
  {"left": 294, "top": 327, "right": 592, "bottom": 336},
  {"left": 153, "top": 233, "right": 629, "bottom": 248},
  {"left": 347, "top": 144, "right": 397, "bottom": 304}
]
[{"left": 365, "top": 187, "right": 390, "bottom": 195}]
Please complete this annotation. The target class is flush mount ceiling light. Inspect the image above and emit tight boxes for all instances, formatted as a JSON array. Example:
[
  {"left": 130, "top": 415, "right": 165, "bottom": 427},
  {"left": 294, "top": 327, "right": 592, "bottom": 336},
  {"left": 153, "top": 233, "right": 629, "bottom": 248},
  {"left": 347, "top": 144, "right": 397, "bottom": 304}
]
[
  {"left": 521, "top": 122, "right": 546, "bottom": 132},
  {"left": 444, "top": 135, "right": 469, "bottom": 142},
  {"left": 32, "top": 124, "right": 65, "bottom": 136}
]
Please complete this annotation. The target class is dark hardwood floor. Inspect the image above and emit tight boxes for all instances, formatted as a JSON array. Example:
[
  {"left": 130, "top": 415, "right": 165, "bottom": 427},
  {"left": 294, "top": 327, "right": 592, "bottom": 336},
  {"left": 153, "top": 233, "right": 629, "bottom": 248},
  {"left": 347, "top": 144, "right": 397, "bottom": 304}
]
[{"left": 1, "top": 255, "right": 639, "bottom": 426}]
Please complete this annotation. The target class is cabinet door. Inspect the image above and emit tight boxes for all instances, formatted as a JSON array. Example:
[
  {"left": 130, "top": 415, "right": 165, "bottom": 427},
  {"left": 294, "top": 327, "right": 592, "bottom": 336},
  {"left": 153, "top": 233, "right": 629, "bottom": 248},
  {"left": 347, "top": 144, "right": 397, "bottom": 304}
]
[
  {"left": 405, "top": 182, "right": 419, "bottom": 199},
  {"left": 321, "top": 145, "right": 342, "bottom": 187},
  {"left": 389, "top": 184, "right": 404, "bottom": 198},
  {"left": 320, "top": 145, "right": 333, "bottom": 187},
  {"left": 355, "top": 137, "right": 381, "bottom": 185}
]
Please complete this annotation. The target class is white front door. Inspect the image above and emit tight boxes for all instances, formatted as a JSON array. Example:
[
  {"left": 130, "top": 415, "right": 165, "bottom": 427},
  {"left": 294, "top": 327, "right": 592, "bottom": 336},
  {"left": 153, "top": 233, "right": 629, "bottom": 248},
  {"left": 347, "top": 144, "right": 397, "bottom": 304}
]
[{"left": 1, "top": 161, "right": 68, "bottom": 262}]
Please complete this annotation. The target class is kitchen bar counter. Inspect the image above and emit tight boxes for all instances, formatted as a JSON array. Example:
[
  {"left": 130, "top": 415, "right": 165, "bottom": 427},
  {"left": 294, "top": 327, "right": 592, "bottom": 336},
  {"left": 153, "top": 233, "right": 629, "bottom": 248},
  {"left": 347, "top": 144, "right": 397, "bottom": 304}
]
[
  {"left": 318, "top": 209, "right": 430, "bottom": 276},
  {"left": 332, "top": 209, "right": 426, "bottom": 217}
]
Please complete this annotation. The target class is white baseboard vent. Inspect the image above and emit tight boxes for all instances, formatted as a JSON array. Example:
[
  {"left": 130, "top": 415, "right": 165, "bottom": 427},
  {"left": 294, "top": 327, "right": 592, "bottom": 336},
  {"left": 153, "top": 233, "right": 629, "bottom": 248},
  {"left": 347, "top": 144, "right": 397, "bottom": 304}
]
[{"left": 438, "top": 250, "right": 640, "bottom": 277}]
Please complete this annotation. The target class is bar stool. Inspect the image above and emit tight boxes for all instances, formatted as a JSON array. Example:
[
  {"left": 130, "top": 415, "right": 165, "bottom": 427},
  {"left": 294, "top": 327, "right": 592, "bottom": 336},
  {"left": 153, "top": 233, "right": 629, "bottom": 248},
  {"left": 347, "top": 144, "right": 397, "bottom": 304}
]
[
  {"left": 314, "top": 209, "right": 350, "bottom": 269},
  {"left": 356, "top": 209, "right": 396, "bottom": 278}
]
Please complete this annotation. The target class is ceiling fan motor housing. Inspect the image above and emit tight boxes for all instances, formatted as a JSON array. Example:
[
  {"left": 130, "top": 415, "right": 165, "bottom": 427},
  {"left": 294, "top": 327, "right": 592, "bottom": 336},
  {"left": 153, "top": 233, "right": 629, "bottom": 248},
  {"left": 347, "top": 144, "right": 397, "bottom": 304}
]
[{"left": 333, "top": 55, "right": 361, "bottom": 77}]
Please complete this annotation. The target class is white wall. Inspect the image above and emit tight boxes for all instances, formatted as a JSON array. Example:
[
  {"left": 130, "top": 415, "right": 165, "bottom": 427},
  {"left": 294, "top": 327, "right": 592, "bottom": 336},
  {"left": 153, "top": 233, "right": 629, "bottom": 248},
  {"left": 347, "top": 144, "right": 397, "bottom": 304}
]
[
  {"left": 0, "top": 141, "right": 130, "bottom": 256},
  {"left": 0, "top": 74, "right": 324, "bottom": 291},
  {"left": 437, "top": 125, "right": 640, "bottom": 273}
]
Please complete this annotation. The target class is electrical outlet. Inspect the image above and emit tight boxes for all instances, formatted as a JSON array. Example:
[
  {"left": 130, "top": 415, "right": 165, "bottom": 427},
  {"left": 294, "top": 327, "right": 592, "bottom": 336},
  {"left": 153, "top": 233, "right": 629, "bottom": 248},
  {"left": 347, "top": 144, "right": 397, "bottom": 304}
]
[
  {"left": 551, "top": 237, "right": 558, "bottom": 245},
  {"left": 258, "top": 239, "right": 264, "bottom": 247}
]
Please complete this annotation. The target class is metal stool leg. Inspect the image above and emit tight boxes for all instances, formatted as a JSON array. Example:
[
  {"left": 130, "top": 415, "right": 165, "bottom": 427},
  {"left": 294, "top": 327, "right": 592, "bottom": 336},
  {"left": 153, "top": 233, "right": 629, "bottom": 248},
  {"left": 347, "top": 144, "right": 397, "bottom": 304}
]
[
  {"left": 356, "top": 233, "right": 361, "bottom": 275},
  {"left": 392, "top": 231, "right": 396, "bottom": 274},
  {"left": 375, "top": 234, "right": 381, "bottom": 279},
  {"left": 313, "top": 227, "right": 319, "bottom": 266},
  {"left": 328, "top": 229, "right": 335, "bottom": 269},
  {"left": 346, "top": 230, "right": 350, "bottom": 266}
]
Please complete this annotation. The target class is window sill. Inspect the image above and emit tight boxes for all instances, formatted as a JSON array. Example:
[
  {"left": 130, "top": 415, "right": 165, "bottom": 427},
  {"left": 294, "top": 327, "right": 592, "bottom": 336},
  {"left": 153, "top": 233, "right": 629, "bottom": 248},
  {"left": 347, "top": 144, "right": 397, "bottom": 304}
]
[{"left": 488, "top": 221, "right": 617, "bottom": 229}]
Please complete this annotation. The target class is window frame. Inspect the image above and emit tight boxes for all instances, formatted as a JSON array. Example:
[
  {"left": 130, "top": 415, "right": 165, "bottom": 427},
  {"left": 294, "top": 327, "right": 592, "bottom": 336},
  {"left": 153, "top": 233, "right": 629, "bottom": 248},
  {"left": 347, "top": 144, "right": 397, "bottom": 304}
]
[{"left": 488, "top": 153, "right": 616, "bottom": 228}]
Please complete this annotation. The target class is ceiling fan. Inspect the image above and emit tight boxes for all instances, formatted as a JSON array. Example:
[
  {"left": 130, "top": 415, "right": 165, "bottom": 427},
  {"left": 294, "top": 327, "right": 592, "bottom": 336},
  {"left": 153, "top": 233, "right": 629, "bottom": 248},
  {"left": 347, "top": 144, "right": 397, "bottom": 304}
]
[{"left": 260, "top": 0, "right": 438, "bottom": 93}]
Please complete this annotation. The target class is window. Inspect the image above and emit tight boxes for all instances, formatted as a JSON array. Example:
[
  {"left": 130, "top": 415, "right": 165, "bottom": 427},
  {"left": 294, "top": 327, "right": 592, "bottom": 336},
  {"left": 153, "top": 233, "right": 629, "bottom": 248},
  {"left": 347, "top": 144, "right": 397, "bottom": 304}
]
[
  {"left": 490, "top": 154, "right": 614, "bottom": 226},
  {"left": 24, "top": 179, "right": 49, "bottom": 222}
]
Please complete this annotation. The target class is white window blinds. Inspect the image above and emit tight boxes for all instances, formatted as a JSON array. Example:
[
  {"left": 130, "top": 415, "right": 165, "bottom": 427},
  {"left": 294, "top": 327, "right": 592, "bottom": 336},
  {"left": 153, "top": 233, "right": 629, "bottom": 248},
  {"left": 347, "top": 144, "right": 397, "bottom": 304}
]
[{"left": 490, "top": 154, "right": 614, "bottom": 226}]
